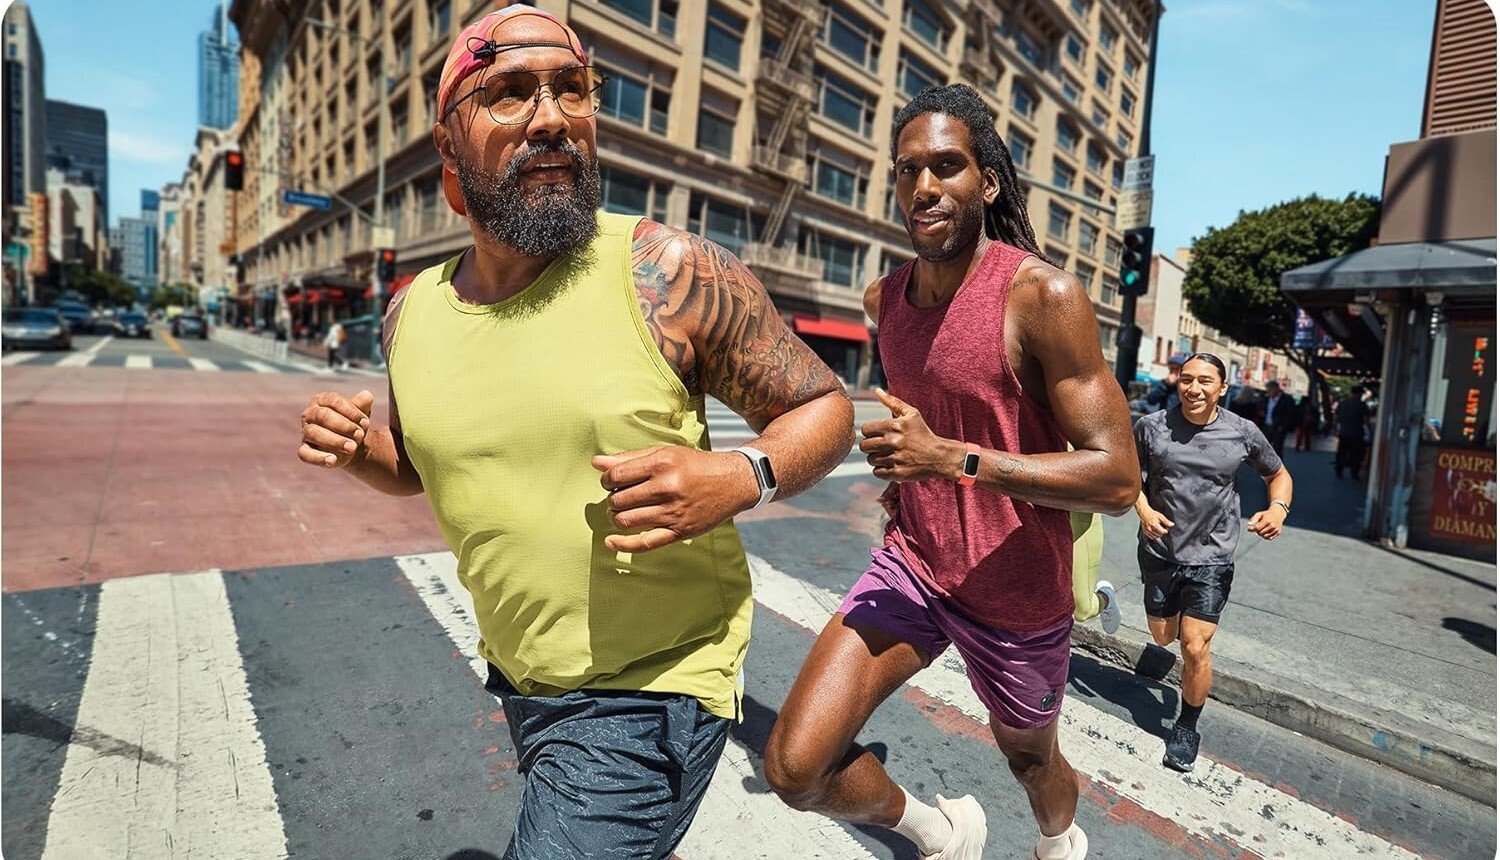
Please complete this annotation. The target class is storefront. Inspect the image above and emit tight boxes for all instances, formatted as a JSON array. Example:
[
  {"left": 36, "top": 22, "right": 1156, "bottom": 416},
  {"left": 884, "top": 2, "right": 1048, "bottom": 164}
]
[{"left": 789, "top": 313, "right": 871, "bottom": 388}]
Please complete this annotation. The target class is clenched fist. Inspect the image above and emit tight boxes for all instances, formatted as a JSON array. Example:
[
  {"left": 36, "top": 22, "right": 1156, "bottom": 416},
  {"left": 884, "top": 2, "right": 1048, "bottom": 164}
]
[{"left": 299, "top": 390, "right": 374, "bottom": 469}]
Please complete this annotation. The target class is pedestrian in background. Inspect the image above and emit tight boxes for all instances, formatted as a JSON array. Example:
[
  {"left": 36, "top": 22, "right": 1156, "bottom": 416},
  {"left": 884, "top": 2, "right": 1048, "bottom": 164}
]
[
  {"left": 1132, "top": 353, "right": 1294, "bottom": 773},
  {"left": 1145, "top": 353, "right": 1186, "bottom": 414},
  {"left": 1294, "top": 394, "right": 1318, "bottom": 451},
  {"left": 1333, "top": 385, "right": 1372, "bottom": 480},
  {"left": 1261, "top": 380, "right": 1297, "bottom": 455},
  {"left": 323, "top": 320, "right": 345, "bottom": 370},
  {"left": 297, "top": 8, "right": 853, "bottom": 857}
]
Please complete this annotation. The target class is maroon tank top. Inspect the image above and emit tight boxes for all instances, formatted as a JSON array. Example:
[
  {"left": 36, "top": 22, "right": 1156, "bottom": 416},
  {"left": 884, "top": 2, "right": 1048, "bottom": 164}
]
[{"left": 879, "top": 240, "right": 1073, "bottom": 632}]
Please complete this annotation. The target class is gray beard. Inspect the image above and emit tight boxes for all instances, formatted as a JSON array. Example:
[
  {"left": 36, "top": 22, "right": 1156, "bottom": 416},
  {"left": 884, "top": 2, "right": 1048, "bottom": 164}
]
[{"left": 456, "top": 139, "right": 602, "bottom": 258}]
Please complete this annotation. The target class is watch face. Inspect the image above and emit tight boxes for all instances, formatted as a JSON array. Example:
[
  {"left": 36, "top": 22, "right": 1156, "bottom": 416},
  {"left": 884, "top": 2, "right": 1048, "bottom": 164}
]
[
  {"left": 963, "top": 452, "right": 981, "bottom": 477},
  {"left": 756, "top": 458, "right": 778, "bottom": 489}
]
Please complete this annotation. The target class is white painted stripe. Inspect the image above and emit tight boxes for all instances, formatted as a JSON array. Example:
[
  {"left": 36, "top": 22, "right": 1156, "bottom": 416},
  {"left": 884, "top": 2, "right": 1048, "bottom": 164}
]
[
  {"left": 394, "top": 552, "right": 878, "bottom": 860},
  {"left": 41, "top": 572, "right": 287, "bottom": 860},
  {"left": 744, "top": 554, "right": 1418, "bottom": 860},
  {"left": 124, "top": 355, "right": 152, "bottom": 369},
  {"left": 84, "top": 335, "right": 114, "bottom": 355},
  {"left": 825, "top": 462, "right": 874, "bottom": 480},
  {"left": 55, "top": 352, "right": 94, "bottom": 368},
  {"left": 189, "top": 357, "right": 221, "bottom": 372},
  {"left": 2, "top": 351, "right": 39, "bottom": 366},
  {"left": 240, "top": 359, "right": 279, "bottom": 374}
]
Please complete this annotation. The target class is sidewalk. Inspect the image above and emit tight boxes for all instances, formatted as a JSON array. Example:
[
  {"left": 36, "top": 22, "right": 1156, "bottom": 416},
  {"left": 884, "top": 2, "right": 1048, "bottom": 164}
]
[{"left": 1073, "top": 440, "right": 1497, "bottom": 803}]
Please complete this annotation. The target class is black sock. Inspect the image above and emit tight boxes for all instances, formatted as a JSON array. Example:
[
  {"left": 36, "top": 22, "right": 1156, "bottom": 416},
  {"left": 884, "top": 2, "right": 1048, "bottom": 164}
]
[{"left": 1176, "top": 701, "right": 1204, "bottom": 732}]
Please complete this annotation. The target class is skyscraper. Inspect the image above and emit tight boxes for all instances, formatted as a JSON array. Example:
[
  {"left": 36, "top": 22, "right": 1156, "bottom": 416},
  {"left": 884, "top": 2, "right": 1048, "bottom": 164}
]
[
  {"left": 2, "top": 1, "right": 45, "bottom": 213},
  {"left": 43, "top": 99, "right": 107, "bottom": 231},
  {"left": 199, "top": 3, "right": 239, "bottom": 130}
]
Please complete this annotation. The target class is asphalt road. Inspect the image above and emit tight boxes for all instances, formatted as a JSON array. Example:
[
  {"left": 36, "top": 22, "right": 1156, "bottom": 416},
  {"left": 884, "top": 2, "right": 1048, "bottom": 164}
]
[{"left": 1, "top": 344, "right": 1492, "bottom": 860}]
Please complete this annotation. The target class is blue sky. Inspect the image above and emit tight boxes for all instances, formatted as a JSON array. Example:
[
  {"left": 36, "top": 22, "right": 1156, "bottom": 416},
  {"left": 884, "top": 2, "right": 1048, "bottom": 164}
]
[{"left": 30, "top": 0, "right": 1439, "bottom": 248}]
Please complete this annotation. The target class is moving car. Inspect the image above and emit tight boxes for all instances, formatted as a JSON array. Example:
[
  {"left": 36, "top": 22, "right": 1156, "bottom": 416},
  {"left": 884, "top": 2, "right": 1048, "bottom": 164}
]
[
  {"left": 172, "top": 313, "right": 209, "bottom": 340},
  {"left": 115, "top": 311, "right": 151, "bottom": 338},
  {"left": 51, "top": 301, "right": 93, "bottom": 334},
  {"left": 2, "top": 308, "right": 72, "bottom": 351}
]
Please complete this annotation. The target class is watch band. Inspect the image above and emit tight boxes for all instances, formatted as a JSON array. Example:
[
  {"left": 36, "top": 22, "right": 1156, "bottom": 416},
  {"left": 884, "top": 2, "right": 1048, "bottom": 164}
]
[
  {"left": 957, "top": 442, "right": 982, "bottom": 487},
  {"left": 734, "top": 446, "right": 778, "bottom": 509},
  {"left": 1272, "top": 500, "right": 1291, "bottom": 514}
]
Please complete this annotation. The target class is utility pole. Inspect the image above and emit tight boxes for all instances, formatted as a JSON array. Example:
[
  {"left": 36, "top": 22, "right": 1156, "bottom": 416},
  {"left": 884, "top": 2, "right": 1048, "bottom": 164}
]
[{"left": 1113, "top": 2, "right": 1162, "bottom": 392}]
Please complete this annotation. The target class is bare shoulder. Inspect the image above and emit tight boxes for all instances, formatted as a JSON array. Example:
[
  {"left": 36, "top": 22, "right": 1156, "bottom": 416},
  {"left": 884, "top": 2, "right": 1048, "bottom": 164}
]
[
  {"left": 1010, "top": 254, "right": 1095, "bottom": 344},
  {"left": 862, "top": 276, "right": 884, "bottom": 326}
]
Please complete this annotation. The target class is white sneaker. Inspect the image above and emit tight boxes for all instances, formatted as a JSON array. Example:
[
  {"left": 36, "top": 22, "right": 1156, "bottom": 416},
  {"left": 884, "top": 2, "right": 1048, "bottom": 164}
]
[
  {"left": 1096, "top": 580, "right": 1121, "bottom": 634},
  {"left": 924, "top": 794, "right": 987, "bottom": 860},
  {"left": 1033, "top": 823, "right": 1089, "bottom": 860}
]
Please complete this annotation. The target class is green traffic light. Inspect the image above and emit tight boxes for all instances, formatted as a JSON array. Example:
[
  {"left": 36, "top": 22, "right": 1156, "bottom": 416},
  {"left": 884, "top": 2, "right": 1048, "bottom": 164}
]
[{"left": 1122, "top": 271, "right": 1140, "bottom": 287}]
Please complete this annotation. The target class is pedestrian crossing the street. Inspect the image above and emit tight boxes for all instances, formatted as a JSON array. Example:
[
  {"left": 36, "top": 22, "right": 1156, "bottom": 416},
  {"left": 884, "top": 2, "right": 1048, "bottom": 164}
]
[
  {"left": 3, "top": 551, "right": 1454, "bottom": 860},
  {"left": 1, "top": 351, "right": 308, "bottom": 374}
]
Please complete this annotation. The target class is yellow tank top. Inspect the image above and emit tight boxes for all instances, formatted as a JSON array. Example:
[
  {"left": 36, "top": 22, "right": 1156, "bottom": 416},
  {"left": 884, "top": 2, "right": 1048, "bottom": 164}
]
[{"left": 388, "top": 212, "right": 751, "bottom": 719}]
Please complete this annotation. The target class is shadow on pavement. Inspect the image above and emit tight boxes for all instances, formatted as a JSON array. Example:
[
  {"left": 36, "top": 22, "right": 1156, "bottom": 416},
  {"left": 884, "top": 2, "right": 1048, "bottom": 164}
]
[
  {"left": 1442, "top": 617, "right": 1497, "bottom": 655},
  {"left": 1237, "top": 444, "right": 1366, "bottom": 539},
  {"left": 1379, "top": 545, "right": 1497, "bottom": 592},
  {"left": 444, "top": 851, "right": 502, "bottom": 859},
  {"left": 1067, "top": 654, "right": 1178, "bottom": 741}
]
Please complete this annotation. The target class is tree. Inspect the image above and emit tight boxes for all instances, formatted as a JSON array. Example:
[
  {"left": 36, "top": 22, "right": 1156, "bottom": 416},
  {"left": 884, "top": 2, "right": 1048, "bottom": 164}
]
[
  {"left": 58, "top": 264, "right": 136, "bottom": 307},
  {"left": 1182, "top": 193, "right": 1380, "bottom": 397}
]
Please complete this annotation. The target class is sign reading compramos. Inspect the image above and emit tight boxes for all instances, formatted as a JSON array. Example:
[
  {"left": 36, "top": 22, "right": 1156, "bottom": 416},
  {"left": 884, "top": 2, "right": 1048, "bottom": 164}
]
[{"left": 1430, "top": 448, "right": 1497, "bottom": 544}]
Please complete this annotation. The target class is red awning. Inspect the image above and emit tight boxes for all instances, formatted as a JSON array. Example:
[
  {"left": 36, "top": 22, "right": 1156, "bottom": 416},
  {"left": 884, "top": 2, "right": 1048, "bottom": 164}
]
[
  {"left": 364, "top": 273, "right": 416, "bottom": 299},
  {"left": 793, "top": 315, "right": 871, "bottom": 343}
]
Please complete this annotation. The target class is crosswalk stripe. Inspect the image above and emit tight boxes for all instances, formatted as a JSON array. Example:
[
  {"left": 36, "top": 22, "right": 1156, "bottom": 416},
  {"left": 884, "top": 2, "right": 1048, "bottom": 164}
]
[
  {"left": 2, "top": 351, "right": 39, "bottom": 366},
  {"left": 394, "top": 552, "right": 879, "bottom": 860},
  {"left": 743, "top": 555, "right": 1418, "bottom": 860},
  {"left": 124, "top": 355, "right": 151, "bottom": 369},
  {"left": 40, "top": 572, "right": 287, "bottom": 860},
  {"left": 55, "top": 353, "right": 94, "bottom": 368},
  {"left": 240, "top": 360, "right": 279, "bottom": 374},
  {"left": 824, "top": 462, "right": 872, "bottom": 479},
  {"left": 189, "top": 358, "right": 221, "bottom": 372}
]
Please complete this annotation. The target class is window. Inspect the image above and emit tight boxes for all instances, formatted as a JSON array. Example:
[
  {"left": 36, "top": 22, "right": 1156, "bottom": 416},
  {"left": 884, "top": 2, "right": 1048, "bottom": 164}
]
[
  {"left": 885, "top": 185, "right": 904, "bottom": 225},
  {"left": 1095, "top": 65, "right": 1111, "bottom": 93},
  {"left": 1060, "top": 75, "right": 1081, "bottom": 103},
  {"left": 1064, "top": 34, "right": 1083, "bottom": 64},
  {"left": 1086, "top": 143, "right": 1106, "bottom": 175},
  {"left": 1100, "top": 23, "right": 1117, "bottom": 52},
  {"left": 817, "top": 66, "right": 876, "bottom": 137},
  {"left": 687, "top": 193, "right": 763, "bottom": 255},
  {"left": 1011, "top": 82, "right": 1038, "bottom": 120},
  {"left": 393, "top": 23, "right": 412, "bottom": 72},
  {"left": 1111, "top": 161, "right": 1123, "bottom": 188},
  {"left": 390, "top": 99, "right": 408, "bottom": 144},
  {"left": 1052, "top": 159, "right": 1075, "bottom": 191},
  {"left": 825, "top": 2, "right": 880, "bottom": 72},
  {"left": 601, "top": 165, "right": 667, "bottom": 217},
  {"left": 1101, "top": 275, "right": 1118, "bottom": 305},
  {"left": 809, "top": 148, "right": 869, "bottom": 209},
  {"left": 650, "top": 89, "right": 670, "bottom": 135},
  {"left": 801, "top": 229, "right": 864, "bottom": 287},
  {"left": 704, "top": 3, "right": 744, "bottom": 71},
  {"left": 1091, "top": 101, "right": 1108, "bottom": 128},
  {"left": 1120, "top": 89, "right": 1136, "bottom": 117},
  {"left": 1116, "top": 129, "right": 1132, "bottom": 152},
  {"left": 1070, "top": 0, "right": 1089, "bottom": 17},
  {"left": 1047, "top": 203, "right": 1072, "bottom": 240},
  {"left": 898, "top": 50, "right": 942, "bottom": 99},
  {"left": 1056, "top": 119, "right": 1080, "bottom": 153},
  {"left": 1124, "top": 53, "right": 1140, "bottom": 79},
  {"left": 697, "top": 106, "right": 736, "bottom": 157},
  {"left": 603, "top": 0, "right": 677, "bottom": 38},
  {"left": 1013, "top": 29, "right": 1043, "bottom": 67},
  {"left": 600, "top": 70, "right": 648, "bottom": 125},
  {"left": 1083, "top": 180, "right": 1103, "bottom": 201},
  {"left": 903, "top": 0, "right": 950, "bottom": 51},
  {"left": 1076, "top": 261, "right": 1096, "bottom": 293},
  {"left": 1100, "top": 322, "right": 1116, "bottom": 353},
  {"left": 1007, "top": 128, "right": 1033, "bottom": 169},
  {"left": 1104, "top": 237, "right": 1121, "bottom": 267},
  {"left": 429, "top": 0, "right": 450, "bottom": 43},
  {"left": 1078, "top": 220, "right": 1098, "bottom": 255}
]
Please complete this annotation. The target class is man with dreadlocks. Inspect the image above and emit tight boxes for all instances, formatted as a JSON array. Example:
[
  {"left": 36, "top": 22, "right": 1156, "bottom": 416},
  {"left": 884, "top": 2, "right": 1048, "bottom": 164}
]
[{"left": 764, "top": 84, "right": 1139, "bottom": 860}]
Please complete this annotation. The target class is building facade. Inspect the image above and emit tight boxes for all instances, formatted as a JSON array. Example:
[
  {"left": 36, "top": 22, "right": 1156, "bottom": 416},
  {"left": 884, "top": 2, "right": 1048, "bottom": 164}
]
[
  {"left": 116, "top": 216, "right": 153, "bottom": 286},
  {"left": 201, "top": 3, "right": 242, "bottom": 130},
  {"left": 4, "top": 1, "right": 47, "bottom": 304},
  {"left": 46, "top": 167, "right": 106, "bottom": 270},
  {"left": 43, "top": 99, "right": 108, "bottom": 234},
  {"left": 228, "top": 0, "right": 1159, "bottom": 379}
]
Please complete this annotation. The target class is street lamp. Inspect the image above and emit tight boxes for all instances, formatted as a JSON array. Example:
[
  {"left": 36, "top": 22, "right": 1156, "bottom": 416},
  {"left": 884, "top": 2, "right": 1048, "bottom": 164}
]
[{"left": 305, "top": 15, "right": 392, "bottom": 368}]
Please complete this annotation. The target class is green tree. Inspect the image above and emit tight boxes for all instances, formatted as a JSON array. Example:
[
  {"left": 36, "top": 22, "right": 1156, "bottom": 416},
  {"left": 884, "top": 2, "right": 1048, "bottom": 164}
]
[
  {"left": 59, "top": 264, "right": 136, "bottom": 307},
  {"left": 1182, "top": 193, "right": 1380, "bottom": 395}
]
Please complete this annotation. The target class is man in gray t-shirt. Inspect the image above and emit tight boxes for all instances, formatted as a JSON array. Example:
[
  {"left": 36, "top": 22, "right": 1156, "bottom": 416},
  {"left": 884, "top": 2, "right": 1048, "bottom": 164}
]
[{"left": 1130, "top": 353, "right": 1294, "bottom": 775}]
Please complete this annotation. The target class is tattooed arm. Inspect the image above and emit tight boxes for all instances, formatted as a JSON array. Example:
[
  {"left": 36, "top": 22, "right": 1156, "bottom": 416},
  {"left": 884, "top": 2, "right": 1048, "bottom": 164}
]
[{"left": 593, "top": 222, "right": 855, "bottom": 551}]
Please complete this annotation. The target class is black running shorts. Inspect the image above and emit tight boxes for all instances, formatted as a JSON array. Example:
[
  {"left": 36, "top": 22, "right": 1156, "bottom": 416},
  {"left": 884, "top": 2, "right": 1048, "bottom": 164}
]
[{"left": 1138, "top": 546, "right": 1234, "bottom": 624}]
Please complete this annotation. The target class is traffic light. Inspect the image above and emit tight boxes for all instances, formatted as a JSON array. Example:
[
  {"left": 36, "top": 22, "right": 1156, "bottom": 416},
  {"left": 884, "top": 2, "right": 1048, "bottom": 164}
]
[
  {"left": 377, "top": 248, "right": 396, "bottom": 283},
  {"left": 225, "top": 150, "right": 244, "bottom": 191},
  {"left": 1118, "top": 226, "right": 1154, "bottom": 297}
]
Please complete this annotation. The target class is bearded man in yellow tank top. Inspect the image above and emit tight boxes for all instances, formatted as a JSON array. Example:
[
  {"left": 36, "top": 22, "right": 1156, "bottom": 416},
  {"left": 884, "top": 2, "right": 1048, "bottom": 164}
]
[{"left": 296, "top": 8, "right": 854, "bottom": 858}]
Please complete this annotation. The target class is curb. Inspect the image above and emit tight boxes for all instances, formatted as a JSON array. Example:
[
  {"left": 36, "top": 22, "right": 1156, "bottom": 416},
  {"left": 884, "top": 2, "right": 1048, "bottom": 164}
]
[{"left": 1070, "top": 623, "right": 1498, "bottom": 806}]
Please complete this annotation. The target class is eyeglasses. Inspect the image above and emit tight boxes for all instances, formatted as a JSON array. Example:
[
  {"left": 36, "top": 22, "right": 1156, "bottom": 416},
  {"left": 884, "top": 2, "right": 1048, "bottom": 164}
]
[{"left": 444, "top": 65, "right": 608, "bottom": 125}]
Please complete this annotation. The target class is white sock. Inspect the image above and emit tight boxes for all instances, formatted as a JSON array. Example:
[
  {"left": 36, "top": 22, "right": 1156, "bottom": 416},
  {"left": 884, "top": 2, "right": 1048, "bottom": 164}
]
[
  {"left": 1035, "top": 822, "right": 1077, "bottom": 859},
  {"left": 892, "top": 787, "right": 952, "bottom": 855}
]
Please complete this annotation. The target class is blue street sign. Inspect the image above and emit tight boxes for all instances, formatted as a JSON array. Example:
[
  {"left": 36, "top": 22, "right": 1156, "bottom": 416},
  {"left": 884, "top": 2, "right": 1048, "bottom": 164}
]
[{"left": 281, "top": 189, "right": 332, "bottom": 211}]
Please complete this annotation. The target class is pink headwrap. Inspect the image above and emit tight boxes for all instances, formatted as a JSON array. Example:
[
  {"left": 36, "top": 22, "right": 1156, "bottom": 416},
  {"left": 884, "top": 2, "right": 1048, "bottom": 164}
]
[{"left": 435, "top": 4, "right": 588, "bottom": 120}]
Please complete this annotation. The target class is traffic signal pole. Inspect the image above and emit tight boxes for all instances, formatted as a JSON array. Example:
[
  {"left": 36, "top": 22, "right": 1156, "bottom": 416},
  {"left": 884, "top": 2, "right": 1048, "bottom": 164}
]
[{"left": 1113, "top": 3, "right": 1162, "bottom": 392}]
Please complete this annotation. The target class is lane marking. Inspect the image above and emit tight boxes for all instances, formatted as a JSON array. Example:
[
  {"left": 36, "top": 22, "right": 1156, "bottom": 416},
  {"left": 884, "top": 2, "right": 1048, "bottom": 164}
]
[
  {"left": 743, "top": 554, "right": 1418, "bottom": 860},
  {"left": 2, "top": 351, "right": 40, "bottom": 366},
  {"left": 40, "top": 571, "right": 287, "bottom": 860},
  {"left": 825, "top": 462, "right": 873, "bottom": 480},
  {"left": 55, "top": 353, "right": 94, "bottom": 368},
  {"left": 124, "top": 355, "right": 152, "bottom": 370},
  {"left": 84, "top": 335, "right": 114, "bottom": 356},
  {"left": 189, "top": 357, "right": 221, "bottom": 372},
  {"left": 394, "top": 553, "right": 879, "bottom": 860},
  {"left": 159, "top": 328, "right": 189, "bottom": 358},
  {"left": 240, "top": 360, "right": 279, "bottom": 374}
]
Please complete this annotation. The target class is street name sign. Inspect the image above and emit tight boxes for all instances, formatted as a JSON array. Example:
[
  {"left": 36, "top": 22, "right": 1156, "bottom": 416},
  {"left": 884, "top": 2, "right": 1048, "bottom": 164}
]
[
  {"left": 282, "top": 190, "right": 333, "bottom": 211},
  {"left": 1122, "top": 156, "right": 1155, "bottom": 190}
]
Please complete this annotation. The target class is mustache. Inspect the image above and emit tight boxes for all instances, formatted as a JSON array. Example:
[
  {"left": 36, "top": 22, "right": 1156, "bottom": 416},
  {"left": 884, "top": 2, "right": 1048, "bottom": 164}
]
[{"left": 503, "top": 140, "right": 588, "bottom": 184}]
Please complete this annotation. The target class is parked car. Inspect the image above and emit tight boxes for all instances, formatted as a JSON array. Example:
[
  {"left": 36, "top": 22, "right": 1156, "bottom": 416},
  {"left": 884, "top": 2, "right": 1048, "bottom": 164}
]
[
  {"left": 2, "top": 308, "right": 72, "bottom": 351},
  {"left": 51, "top": 301, "right": 93, "bottom": 334},
  {"left": 172, "top": 313, "right": 209, "bottom": 339},
  {"left": 115, "top": 311, "right": 151, "bottom": 338}
]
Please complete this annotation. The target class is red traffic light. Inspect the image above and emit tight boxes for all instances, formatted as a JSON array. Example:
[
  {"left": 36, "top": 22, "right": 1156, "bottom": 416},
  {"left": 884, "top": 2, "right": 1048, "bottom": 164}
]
[
  {"left": 380, "top": 250, "right": 395, "bottom": 263},
  {"left": 226, "top": 151, "right": 243, "bottom": 166}
]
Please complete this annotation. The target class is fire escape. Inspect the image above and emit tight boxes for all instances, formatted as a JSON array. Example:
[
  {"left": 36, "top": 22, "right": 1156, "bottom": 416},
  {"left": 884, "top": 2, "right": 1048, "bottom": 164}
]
[{"left": 740, "top": 0, "right": 824, "bottom": 292}]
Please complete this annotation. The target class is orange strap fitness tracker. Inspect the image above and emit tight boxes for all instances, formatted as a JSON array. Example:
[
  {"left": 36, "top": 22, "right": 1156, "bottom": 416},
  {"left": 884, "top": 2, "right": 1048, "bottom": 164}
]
[{"left": 958, "top": 442, "right": 982, "bottom": 487}]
